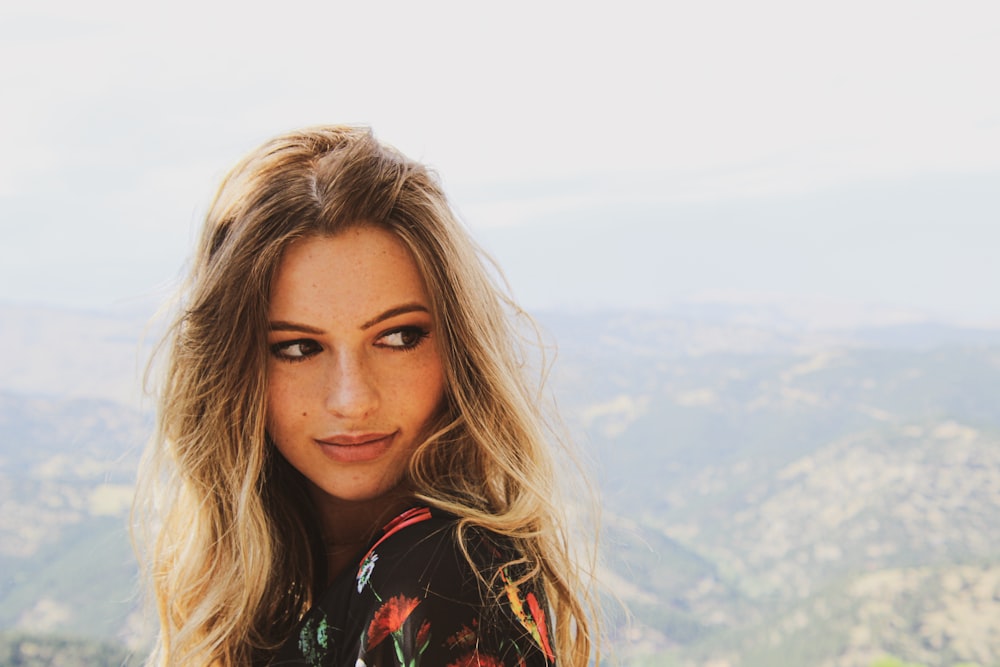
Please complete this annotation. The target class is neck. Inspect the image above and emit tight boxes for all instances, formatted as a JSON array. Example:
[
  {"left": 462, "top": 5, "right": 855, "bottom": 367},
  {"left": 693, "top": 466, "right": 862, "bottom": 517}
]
[{"left": 306, "top": 483, "right": 414, "bottom": 581}]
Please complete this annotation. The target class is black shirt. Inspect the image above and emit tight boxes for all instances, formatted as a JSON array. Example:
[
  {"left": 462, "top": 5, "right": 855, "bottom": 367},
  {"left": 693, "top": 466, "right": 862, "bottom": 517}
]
[{"left": 261, "top": 507, "right": 555, "bottom": 667}]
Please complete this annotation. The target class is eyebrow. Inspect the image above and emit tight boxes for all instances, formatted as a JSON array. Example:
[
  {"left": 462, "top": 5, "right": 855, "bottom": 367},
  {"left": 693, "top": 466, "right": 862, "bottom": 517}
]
[
  {"left": 268, "top": 321, "right": 325, "bottom": 334},
  {"left": 361, "top": 303, "right": 430, "bottom": 330},
  {"left": 268, "top": 303, "right": 430, "bottom": 334}
]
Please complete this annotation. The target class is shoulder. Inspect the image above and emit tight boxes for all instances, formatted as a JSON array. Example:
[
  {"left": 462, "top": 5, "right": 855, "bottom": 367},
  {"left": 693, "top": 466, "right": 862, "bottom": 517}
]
[
  {"left": 356, "top": 507, "right": 556, "bottom": 666},
  {"left": 261, "top": 507, "right": 555, "bottom": 666},
  {"left": 357, "top": 507, "right": 508, "bottom": 603}
]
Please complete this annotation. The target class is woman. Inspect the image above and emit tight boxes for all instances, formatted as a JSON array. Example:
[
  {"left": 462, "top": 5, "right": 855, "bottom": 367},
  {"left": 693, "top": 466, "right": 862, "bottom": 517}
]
[{"left": 135, "top": 126, "right": 597, "bottom": 666}]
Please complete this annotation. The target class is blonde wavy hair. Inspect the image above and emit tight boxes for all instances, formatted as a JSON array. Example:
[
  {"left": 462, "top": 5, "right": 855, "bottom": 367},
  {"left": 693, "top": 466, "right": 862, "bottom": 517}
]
[{"left": 134, "top": 126, "right": 598, "bottom": 666}]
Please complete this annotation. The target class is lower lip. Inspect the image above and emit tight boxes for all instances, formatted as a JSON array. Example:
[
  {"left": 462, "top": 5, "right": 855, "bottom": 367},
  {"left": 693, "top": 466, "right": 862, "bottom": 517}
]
[{"left": 316, "top": 434, "right": 396, "bottom": 464}]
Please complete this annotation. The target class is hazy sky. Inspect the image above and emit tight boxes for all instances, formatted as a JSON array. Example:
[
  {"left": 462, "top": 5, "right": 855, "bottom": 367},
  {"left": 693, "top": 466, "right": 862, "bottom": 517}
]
[{"left": 2, "top": 0, "right": 998, "bottom": 324}]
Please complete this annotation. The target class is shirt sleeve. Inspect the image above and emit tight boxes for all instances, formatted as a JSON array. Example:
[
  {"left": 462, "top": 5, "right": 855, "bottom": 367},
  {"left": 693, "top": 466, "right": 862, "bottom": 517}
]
[{"left": 355, "top": 523, "right": 556, "bottom": 667}]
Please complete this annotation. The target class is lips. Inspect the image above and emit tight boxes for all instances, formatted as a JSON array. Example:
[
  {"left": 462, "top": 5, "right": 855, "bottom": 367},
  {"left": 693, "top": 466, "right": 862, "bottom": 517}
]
[{"left": 315, "top": 432, "right": 397, "bottom": 463}]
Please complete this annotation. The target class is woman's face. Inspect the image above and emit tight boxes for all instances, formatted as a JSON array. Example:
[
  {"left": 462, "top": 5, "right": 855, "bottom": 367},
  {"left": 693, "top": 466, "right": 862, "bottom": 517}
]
[{"left": 266, "top": 226, "right": 446, "bottom": 509}]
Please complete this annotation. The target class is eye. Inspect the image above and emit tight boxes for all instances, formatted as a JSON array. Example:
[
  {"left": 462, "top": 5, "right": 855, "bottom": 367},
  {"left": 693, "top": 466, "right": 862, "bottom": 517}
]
[
  {"left": 270, "top": 339, "right": 323, "bottom": 361},
  {"left": 376, "top": 326, "right": 430, "bottom": 351}
]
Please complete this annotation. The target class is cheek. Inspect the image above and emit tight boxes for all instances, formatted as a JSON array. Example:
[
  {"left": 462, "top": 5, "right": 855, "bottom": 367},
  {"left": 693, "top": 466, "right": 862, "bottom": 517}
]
[
  {"left": 411, "top": 360, "right": 447, "bottom": 424},
  {"left": 265, "top": 372, "right": 304, "bottom": 438}
]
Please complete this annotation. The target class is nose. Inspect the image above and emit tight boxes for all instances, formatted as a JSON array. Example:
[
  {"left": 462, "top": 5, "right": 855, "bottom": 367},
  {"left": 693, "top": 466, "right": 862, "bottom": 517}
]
[{"left": 325, "top": 350, "right": 379, "bottom": 419}]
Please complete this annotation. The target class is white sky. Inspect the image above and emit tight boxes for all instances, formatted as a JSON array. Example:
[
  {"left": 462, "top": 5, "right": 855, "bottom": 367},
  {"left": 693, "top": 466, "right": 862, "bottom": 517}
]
[{"left": 2, "top": 0, "right": 998, "bottom": 323}]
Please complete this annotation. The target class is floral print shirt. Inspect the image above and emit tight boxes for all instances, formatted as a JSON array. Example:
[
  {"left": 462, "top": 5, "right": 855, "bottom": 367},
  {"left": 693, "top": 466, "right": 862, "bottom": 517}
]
[{"left": 259, "top": 507, "right": 555, "bottom": 667}]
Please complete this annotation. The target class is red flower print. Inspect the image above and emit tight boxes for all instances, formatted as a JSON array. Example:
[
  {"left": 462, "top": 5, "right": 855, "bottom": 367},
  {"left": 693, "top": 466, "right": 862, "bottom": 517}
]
[
  {"left": 501, "top": 568, "right": 555, "bottom": 660},
  {"left": 366, "top": 594, "right": 421, "bottom": 649},
  {"left": 445, "top": 651, "right": 505, "bottom": 667},
  {"left": 526, "top": 591, "right": 554, "bottom": 660},
  {"left": 416, "top": 619, "right": 431, "bottom": 648}
]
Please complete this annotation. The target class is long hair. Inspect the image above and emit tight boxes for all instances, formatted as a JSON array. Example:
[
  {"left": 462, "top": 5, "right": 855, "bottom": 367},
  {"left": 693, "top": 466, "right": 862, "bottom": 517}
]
[{"left": 134, "top": 126, "right": 598, "bottom": 666}]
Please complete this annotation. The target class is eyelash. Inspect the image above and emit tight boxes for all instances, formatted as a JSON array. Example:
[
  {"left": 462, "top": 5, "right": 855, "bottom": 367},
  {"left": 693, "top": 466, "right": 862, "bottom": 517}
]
[
  {"left": 268, "top": 326, "right": 431, "bottom": 362},
  {"left": 376, "top": 326, "right": 431, "bottom": 351},
  {"left": 269, "top": 339, "right": 322, "bottom": 362}
]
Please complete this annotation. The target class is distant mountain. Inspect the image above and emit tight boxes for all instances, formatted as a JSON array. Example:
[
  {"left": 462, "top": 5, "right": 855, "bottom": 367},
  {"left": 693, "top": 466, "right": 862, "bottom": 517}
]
[
  {"left": 538, "top": 313, "right": 1000, "bottom": 666},
  {"left": 0, "top": 632, "right": 142, "bottom": 667},
  {"left": 0, "top": 391, "right": 145, "bottom": 647}
]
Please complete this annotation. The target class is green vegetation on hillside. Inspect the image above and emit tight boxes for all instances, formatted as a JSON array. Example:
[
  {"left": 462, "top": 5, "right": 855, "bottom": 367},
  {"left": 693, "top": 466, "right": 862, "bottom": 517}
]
[{"left": 0, "top": 633, "right": 143, "bottom": 667}]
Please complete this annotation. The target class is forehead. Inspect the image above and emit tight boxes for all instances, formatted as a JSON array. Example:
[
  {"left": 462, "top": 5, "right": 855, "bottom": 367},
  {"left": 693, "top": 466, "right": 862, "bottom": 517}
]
[{"left": 268, "top": 227, "right": 431, "bottom": 323}]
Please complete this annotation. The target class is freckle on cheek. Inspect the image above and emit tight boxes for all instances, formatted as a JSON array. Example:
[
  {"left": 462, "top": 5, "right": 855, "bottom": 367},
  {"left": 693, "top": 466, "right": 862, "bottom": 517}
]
[{"left": 302, "top": 412, "right": 308, "bottom": 417}]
